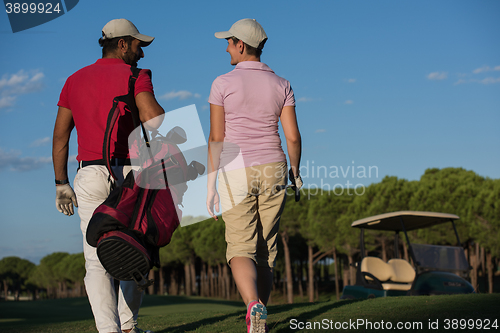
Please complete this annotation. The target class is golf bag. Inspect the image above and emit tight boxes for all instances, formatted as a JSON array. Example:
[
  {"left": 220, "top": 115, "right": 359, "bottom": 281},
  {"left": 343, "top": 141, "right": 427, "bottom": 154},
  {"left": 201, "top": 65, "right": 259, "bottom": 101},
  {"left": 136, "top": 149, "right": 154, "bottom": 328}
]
[{"left": 86, "top": 67, "right": 204, "bottom": 289}]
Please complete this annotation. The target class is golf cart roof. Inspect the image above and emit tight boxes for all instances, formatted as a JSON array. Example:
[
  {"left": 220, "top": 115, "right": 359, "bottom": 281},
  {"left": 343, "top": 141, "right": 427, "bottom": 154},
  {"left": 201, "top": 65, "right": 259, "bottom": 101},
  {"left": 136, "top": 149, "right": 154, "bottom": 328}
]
[{"left": 351, "top": 211, "right": 459, "bottom": 231}]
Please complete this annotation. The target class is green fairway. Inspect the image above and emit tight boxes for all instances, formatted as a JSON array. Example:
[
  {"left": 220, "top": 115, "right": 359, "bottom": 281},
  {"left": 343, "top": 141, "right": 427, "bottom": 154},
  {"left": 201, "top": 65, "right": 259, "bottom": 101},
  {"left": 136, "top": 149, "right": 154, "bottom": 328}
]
[{"left": 1, "top": 293, "right": 499, "bottom": 332}]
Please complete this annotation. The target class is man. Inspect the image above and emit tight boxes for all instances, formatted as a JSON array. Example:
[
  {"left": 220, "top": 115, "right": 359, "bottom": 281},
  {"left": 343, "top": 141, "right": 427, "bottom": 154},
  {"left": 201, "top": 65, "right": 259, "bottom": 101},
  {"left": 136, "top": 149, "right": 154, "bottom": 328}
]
[
  {"left": 206, "top": 19, "right": 302, "bottom": 333},
  {"left": 52, "top": 19, "right": 164, "bottom": 333}
]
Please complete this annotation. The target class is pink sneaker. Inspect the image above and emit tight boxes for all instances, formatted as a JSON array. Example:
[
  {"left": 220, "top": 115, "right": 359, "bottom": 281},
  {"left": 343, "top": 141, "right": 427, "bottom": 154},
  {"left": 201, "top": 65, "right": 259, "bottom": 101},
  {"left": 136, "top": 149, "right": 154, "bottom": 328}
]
[{"left": 246, "top": 300, "right": 267, "bottom": 333}]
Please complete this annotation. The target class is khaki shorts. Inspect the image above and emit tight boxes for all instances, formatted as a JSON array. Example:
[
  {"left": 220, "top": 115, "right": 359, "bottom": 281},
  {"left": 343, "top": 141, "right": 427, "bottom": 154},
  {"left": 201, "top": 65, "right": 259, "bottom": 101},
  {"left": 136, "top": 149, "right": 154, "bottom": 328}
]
[{"left": 218, "top": 161, "right": 287, "bottom": 267}]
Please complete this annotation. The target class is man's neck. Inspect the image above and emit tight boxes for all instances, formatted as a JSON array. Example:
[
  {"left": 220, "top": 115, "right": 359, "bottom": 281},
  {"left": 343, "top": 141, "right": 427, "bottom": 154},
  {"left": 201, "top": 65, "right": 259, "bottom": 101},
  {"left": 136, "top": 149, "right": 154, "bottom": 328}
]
[{"left": 102, "top": 51, "right": 123, "bottom": 60}]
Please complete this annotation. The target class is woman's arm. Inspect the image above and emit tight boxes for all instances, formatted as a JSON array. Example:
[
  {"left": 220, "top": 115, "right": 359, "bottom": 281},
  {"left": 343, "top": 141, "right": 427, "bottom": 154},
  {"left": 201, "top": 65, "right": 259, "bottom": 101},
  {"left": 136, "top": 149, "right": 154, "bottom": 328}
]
[
  {"left": 280, "top": 105, "right": 301, "bottom": 177},
  {"left": 206, "top": 104, "right": 225, "bottom": 219}
]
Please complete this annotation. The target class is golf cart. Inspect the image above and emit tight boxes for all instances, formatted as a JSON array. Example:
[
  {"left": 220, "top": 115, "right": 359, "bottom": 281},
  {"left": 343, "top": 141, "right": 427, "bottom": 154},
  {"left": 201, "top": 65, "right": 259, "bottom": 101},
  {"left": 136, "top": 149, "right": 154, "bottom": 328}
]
[{"left": 341, "top": 211, "right": 474, "bottom": 299}]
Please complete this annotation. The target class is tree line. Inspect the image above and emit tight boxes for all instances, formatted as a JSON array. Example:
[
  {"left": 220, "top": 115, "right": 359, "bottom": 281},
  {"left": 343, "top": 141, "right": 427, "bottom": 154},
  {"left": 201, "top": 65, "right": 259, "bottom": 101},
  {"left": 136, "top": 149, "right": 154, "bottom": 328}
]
[{"left": 1, "top": 167, "right": 498, "bottom": 302}]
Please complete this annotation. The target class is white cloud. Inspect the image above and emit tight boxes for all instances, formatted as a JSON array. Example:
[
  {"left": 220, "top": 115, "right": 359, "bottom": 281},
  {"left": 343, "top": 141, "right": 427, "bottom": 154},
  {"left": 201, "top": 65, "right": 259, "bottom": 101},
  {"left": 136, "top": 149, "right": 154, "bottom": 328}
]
[
  {"left": 0, "top": 96, "right": 16, "bottom": 109},
  {"left": 472, "top": 65, "right": 500, "bottom": 74},
  {"left": 473, "top": 66, "right": 491, "bottom": 74},
  {"left": 478, "top": 77, "right": 500, "bottom": 85},
  {"left": 315, "top": 129, "right": 326, "bottom": 133},
  {"left": 454, "top": 77, "right": 500, "bottom": 85},
  {"left": 30, "top": 137, "right": 51, "bottom": 147},
  {"left": 0, "top": 70, "right": 44, "bottom": 109},
  {"left": 347, "top": 79, "right": 356, "bottom": 83},
  {"left": 296, "top": 97, "right": 313, "bottom": 102},
  {"left": 453, "top": 79, "right": 467, "bottom": 86},
  {"left": 159, "top": 90, "right": 201, "bottom": 101},
  {"left": 344, "top": 100, "right": 353, "bottom": 105},
  {"left": 427, "top": 72, "right": 448, "bottom": 80},
  {"left": 0, "top": 148, "right": 52, "bottom": 172}
]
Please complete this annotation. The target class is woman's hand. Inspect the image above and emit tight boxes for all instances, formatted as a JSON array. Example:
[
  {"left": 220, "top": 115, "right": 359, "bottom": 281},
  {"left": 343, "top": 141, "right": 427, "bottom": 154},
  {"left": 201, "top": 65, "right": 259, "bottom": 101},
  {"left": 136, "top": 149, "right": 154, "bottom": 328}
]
[{"left": 206, "top": 188, "right": 220, "bottom": 220}]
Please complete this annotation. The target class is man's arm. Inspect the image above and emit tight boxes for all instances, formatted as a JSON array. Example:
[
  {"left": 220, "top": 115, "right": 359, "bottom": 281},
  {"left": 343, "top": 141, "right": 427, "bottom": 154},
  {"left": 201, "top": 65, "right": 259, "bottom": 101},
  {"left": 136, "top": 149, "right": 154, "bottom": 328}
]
[
  {"left": 135, "top": 91, "right": 165, "bottom": 130},
  {"left": 53, "top": 106, "right": 74, "bottom": 182},
  {"left": 52, "top": 106, "right": 78, "bottom": 215},
  {"left": 280, "top": 105, "right": 301, "bottom": 177}
]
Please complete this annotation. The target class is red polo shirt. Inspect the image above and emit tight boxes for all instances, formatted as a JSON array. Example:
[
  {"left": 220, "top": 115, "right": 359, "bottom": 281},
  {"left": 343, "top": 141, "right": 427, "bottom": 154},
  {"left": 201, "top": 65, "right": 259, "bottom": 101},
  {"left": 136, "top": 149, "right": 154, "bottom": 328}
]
[{"left": 58, "top": 58, "right": 154, "bottom": 162}]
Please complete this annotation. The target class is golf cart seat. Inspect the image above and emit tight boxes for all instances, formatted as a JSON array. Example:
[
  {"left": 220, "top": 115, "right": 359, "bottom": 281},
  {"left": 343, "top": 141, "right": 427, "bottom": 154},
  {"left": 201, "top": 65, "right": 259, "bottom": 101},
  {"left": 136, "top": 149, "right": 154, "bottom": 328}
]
[
  {"left": 386, "top": 259, "right": 415, "bottom": 290},
  {"left": 361, "top": 257, "right": 415, "bottom": 291}
]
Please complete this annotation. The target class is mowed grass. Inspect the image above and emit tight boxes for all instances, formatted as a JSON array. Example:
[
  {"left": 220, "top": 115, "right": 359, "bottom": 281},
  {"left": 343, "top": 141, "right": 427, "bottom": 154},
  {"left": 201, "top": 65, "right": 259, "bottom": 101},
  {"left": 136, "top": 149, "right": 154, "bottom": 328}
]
[{"left": 1, "top": 293, "right": 499, "bottom": 332}]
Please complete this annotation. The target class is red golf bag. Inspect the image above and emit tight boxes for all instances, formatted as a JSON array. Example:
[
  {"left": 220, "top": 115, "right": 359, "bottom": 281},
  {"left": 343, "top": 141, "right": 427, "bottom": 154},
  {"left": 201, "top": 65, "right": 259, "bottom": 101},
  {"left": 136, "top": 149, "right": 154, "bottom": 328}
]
[{"left": 86, "top": 67, "right": 204, "bottom": 289}]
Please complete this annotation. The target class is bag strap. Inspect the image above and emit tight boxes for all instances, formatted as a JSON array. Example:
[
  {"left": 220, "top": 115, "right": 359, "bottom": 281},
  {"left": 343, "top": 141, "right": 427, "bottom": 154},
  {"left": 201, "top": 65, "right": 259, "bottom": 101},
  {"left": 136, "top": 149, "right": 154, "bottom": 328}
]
[{"left": 102, "top": 66, "right": 147, "bottom": 180}]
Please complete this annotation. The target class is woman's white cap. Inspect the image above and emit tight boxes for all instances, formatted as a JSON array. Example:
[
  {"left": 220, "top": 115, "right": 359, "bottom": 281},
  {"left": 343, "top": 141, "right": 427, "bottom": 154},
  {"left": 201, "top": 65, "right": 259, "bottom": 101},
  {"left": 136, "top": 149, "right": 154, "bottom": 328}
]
[{"left": 215, "top": 18, "right": 267, "bottom": 49}]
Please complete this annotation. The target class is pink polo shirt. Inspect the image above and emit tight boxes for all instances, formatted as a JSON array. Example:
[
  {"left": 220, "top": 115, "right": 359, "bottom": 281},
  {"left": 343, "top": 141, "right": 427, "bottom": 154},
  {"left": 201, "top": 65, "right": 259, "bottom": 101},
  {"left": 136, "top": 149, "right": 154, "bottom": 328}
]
[{"left": 208, "top": 61, "right": 295, "bottom": 167}]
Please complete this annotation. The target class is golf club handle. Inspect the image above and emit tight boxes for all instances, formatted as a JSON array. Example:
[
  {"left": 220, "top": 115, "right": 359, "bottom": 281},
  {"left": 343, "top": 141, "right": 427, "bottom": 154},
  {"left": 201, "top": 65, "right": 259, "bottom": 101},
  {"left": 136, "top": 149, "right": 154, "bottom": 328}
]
[
  {"left": 289, "top": 168, "right": 301, "bottom": 202},
  {"left": 273, "top": 184, "right": 301, "bottom": 202}
]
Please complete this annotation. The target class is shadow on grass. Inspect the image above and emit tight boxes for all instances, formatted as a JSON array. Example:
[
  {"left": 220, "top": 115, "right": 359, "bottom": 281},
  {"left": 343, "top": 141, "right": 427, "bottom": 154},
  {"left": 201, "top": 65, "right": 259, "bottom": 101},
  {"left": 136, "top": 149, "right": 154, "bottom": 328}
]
[
  {"left": 268, "top": 299, "right": 365, "bottom": 333},
  {"left": 0, "top": 295, "right": 244, "bottom": 331},
  {"left": 151, "top": 298, "right": 365, "bottom": 333},
  {"left": 0, "top": 297, "right": 94, "bottom": 329},
  {"left": 154, "top": 310, "right": 245, "bottom": 333},
  {"left": 142, "top": 294, "right": 242, "bottom": 308}
]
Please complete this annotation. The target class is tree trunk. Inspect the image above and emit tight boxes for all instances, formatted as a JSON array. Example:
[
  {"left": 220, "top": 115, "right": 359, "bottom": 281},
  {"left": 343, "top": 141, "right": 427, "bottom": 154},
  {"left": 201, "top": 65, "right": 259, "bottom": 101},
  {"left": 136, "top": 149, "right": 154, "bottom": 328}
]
[
  {"left": 190, "top": 260, "right": 197, "bottom": 295},
  {"left": 480, "top": 246, "right": 485, "bottom": 273},
  {"left": 218, "top": 264, "right": 224, "bottom": 298},
  {"left": 348, "top": 255, "right": 355, "bottom": 285},
  {"left": 208, "top": 265, "right": 214, "bottom": 297},
  {"left": 223, "top": 264, "right": 230, "bottom": 299},
  {"left": 184, "top": 264, "right": 192, "bottom": 296},
  {"left": 297, "top": 261, "right": 304, "bottom": 299},
  {"left": 470, "top": 243, "right": 479, "bottom": 292},
  {"left": 74, "top": 281, "right": 82, "bottom": 297},
  {"left": 308, "top": 245, "right": 314, "bottom": 302},
  {"left": 159, "top": 267, "right": 165, "bottom": 295},
  {"left": 403, "top": 240, "right": 409, "bottom": 263},
  {"left": 148, "top": 269, "right": 155, "bottom": 295},
  {"left": 333, "top": 248, "right": 339, "bottom": 300},
  {"left": 381, "top": 239, "right": 387, "bottom": 262},
  {"left": 201, "top": 263, "right": 207, "bottom": 297},
  {"left": 169, "top": 269, "right": 178, "bottom": 295},
  {"left": 314, "top": 278, "right": 319, "bottom": 301},
  {"left": 281, "top": 230, "right": 294, "bottom": 304},
  {"left": 3, "top": 280, "right": 8, "bottom": 301},
  {"left": 487, "top": 251, "right": 494, "bottom": 294}
]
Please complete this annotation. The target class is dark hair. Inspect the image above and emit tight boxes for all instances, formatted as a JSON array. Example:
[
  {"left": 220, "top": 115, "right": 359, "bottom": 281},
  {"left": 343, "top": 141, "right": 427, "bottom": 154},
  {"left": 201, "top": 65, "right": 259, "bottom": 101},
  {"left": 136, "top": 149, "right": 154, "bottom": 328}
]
[
  {"left": 98, "top": 35, "right": 136, "bottom": 57},
  {"left": 230, "top": 37, "right": 263, "bottom": 58}
]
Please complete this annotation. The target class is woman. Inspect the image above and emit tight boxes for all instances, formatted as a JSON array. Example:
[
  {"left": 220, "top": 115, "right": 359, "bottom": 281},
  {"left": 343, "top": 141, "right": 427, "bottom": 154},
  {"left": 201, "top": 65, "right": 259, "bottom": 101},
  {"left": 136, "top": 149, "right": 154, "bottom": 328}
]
[{"left": 206, "top": 18, "right": 302, "bottom": 333}]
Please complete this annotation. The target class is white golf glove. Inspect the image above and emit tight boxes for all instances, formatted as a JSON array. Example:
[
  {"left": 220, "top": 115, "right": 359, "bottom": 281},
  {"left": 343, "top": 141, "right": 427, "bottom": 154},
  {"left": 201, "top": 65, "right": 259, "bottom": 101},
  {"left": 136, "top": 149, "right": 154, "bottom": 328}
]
[
  {"left": 294, "top": 174, "right": 303, "bottom": 190},
  {"left": 55, "top": 184, "right": 78, "bottom": 216}
]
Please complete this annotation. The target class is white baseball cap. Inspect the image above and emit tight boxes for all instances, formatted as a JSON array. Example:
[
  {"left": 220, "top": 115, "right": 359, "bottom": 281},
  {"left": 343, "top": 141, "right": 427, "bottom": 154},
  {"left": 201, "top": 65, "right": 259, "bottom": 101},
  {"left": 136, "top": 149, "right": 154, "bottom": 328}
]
[
  {"left": 102, "top": 19, "right": 154, "bottom": 46},
  {"left": 215, "top": 18, "right": 267, "bottom": 49}
]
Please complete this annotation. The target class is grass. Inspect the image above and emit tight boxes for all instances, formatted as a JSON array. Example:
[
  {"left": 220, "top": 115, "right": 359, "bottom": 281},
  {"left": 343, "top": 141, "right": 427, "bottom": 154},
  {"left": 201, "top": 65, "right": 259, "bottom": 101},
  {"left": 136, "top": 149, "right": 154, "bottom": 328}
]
[{"left": 1, "top": 293, "right": 499, "bottom": 332}]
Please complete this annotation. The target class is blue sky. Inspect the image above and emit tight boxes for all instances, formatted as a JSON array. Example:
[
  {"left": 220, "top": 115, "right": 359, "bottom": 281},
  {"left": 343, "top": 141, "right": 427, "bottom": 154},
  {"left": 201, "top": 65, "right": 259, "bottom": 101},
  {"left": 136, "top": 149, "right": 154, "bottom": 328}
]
[{"left": 0, "top": 0, "right": 499, "bottom": 264}]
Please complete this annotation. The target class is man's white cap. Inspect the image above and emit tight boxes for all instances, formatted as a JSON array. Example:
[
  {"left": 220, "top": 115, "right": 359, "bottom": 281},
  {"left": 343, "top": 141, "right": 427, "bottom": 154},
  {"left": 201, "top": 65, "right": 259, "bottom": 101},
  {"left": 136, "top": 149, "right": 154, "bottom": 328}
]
[
  {"left": 102, "top": 19, "right": 154, "bottom": 46},
  {"left": 215, "top": 18, "right": 267, "bottom": 49}
]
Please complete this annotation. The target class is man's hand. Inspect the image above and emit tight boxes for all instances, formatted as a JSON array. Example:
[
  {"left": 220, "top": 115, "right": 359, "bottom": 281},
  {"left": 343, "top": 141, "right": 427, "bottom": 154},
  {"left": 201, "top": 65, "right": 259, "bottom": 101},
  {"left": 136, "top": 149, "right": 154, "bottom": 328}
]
[{"left": 56, "top": 184, "right": 78, "bottom": 216}]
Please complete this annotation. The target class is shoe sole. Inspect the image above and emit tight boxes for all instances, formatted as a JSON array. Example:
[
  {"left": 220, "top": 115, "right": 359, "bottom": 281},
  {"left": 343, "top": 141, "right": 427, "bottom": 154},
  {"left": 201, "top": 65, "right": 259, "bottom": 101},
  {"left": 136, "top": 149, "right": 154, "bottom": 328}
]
[
  {"left": 97, "top": 233, "right": 151, "bottom": 281},
  {"left": 249, "top": 303, "right": 267, "bottom": 333}
]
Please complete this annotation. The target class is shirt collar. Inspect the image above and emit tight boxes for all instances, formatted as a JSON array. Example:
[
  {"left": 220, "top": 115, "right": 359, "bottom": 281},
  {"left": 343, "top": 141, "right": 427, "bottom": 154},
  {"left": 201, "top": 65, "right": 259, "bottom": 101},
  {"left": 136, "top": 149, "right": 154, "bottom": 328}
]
[
  {"left": 95, "top": 58, "right": 127, "bottom": 65},
  {"left": 234, "top": 61, "right": 274, "bottom": 73}
]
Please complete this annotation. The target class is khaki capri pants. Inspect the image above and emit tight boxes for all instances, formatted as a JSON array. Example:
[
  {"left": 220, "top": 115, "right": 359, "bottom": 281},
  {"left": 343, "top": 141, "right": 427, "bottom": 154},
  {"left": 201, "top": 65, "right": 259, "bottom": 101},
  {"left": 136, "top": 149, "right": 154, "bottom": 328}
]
[{"left": 218, "top": 161, "right": 287, "bottom": 267}]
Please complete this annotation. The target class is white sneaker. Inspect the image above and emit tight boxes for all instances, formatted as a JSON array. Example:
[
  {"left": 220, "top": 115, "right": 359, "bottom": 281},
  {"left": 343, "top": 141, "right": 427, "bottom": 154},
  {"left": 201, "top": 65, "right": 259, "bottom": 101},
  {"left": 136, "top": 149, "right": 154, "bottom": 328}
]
[{"left": 129, "top": 326, "right": 153, "bottom": 333}]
